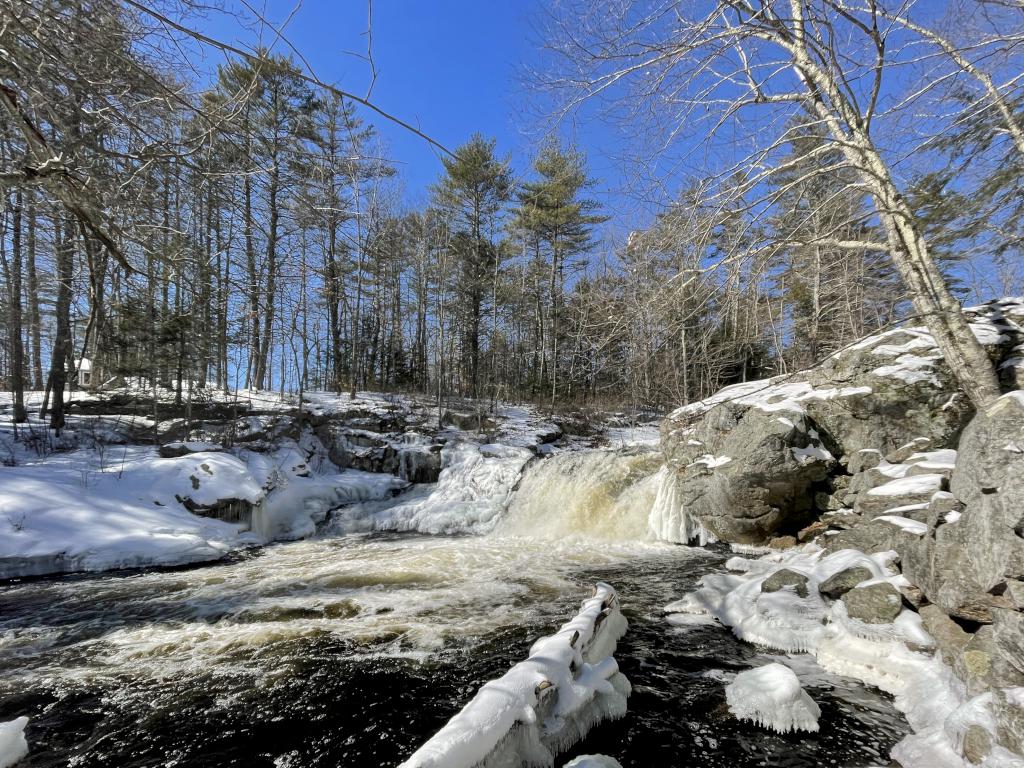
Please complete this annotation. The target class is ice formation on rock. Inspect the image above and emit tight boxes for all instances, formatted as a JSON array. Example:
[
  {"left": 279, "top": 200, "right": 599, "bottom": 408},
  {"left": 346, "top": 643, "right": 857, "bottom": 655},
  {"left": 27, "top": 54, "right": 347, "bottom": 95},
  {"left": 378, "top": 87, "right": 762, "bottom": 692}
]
[
  {"left": 399, "top": 583, "right": 630, "bottom": 768},
  {"left": 329, "top": 442, "right": 534, "bottom": 535},
  {"left": 666, "top": 546, "right": 1024, "bottom": 768},
  {"left": 563, "top": 756, "right": 624, "bottom": 768},
  {"left": 0, "top": 717, "right": 28, "bottom": 768},
  {"left": 647, "top": 465, "right": 717, "bottom": 545},
  {"left": 725, "top": 663, "right": 821, "bottom": 733}
]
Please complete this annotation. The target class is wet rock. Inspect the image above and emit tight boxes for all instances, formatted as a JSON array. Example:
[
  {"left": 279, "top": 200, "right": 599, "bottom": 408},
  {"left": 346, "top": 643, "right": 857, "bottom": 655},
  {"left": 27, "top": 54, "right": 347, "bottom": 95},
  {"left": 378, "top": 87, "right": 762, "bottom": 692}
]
[
  {"left": 761, "top": 568, "right": 809, "bottom": 598},
  {"left": 798, "top": 520, "right": 827, "bottom": 542},
  {"left": 918, "top": 604, "right": 971, "bottom": 661},
  {"left": 769, "top": 535, "right": 798, "bottom": 550},
  {"left": 841, "top": 583, "right": 902, "bottom": 624},
  {"left": 991, "top": 607, "right": 1024, "bottom": 677},
  {"left": 818, "top": 566, "right": 873, "bottom": 599},
  {"left": 885, "top": 437, "right": 933, "bottom": 464},
  {"left": 962, "top": 724, "right": 993, "bottom": 764},
  {"left": 847, "top": 449, "right": 882, "bottom": 474},
  {"left": 899, "top": 584, "right": 925, "bottom": 608}
]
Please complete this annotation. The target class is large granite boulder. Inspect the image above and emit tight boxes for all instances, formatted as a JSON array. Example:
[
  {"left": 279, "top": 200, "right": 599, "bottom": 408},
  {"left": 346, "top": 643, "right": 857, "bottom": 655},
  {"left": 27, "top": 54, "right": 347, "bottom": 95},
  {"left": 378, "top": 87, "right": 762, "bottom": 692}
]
[
  {"left": 662, "top": 402, "right": 834, "bottom": 543},
  {"left": 919, "top": 392, "right": 1024, "bottom": 622},
  {"left": 802, "top": 326, "right": 975, "bottom": 457}
]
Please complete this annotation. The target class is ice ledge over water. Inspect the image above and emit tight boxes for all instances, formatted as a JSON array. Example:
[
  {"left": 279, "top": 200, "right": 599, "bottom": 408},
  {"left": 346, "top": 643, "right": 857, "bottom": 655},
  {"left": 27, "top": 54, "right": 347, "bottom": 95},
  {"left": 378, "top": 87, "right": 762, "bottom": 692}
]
[
  {"left": 0, "top": 717, "right": 28, "bottom": 768},
  {"left": 399, "top": 583, "right": 630, "bottom": 768}
]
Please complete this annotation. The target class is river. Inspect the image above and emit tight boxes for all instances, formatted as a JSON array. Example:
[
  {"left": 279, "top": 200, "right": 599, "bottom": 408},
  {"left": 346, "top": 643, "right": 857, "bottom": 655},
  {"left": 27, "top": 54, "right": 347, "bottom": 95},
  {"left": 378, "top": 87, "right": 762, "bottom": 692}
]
[{"left": 0, "top": 450, "right": 910, "bottom": 767}]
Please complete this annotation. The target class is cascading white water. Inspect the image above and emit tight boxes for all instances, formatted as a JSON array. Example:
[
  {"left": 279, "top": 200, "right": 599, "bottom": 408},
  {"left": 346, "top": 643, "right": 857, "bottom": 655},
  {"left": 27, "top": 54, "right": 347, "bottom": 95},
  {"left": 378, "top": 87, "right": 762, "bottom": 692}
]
[{"left": 495, "top": 450, "right": 664, "bottom": 541}]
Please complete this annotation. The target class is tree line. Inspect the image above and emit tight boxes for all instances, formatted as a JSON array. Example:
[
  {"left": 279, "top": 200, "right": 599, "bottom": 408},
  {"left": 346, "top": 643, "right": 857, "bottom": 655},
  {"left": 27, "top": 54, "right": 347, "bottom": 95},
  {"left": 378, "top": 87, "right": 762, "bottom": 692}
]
[{"left": 1, "top": 0, "right": 1022, "bottom": 432}]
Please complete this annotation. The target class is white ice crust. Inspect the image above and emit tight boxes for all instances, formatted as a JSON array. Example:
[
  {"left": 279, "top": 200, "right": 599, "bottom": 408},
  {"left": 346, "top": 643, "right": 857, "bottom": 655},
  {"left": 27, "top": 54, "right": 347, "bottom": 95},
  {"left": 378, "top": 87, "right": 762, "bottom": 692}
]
[
  {"left": 0, "top": 718, "right": 28, "bottom": 768},
  {"left": 666, "top": 546, "right": 1024, "bottom": 768},
  {"left": 725, "top": 662, "right": 821, "bottom": 733}
]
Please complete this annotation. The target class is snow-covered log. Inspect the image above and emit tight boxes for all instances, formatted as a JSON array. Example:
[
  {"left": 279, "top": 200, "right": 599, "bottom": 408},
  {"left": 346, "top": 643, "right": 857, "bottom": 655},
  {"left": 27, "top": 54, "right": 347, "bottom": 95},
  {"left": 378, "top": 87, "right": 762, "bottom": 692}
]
[{"left": 399, "top": 583, "right": 630, "bottom": 768}]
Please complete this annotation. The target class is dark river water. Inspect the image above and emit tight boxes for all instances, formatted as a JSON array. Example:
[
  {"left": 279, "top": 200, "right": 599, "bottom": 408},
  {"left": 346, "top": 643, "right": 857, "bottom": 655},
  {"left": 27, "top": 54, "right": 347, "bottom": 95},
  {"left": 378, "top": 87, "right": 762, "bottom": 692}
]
[{"left": 0, "top": 533, "right": 907, "bottom": 767}]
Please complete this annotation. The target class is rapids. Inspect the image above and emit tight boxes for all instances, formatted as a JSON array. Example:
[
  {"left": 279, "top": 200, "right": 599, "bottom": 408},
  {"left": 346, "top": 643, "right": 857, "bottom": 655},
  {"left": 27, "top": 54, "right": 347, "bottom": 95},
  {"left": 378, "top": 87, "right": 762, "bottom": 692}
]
[{"left": 0, "top": 449, "right": 911, "bottom": 767}]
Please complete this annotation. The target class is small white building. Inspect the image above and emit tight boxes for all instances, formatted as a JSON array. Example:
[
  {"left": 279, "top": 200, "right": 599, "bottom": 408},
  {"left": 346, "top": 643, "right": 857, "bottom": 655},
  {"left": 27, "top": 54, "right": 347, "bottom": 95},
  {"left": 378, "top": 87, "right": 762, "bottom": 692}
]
[{"left": 76, "top": 357, "right": 92, "bottom": 387}]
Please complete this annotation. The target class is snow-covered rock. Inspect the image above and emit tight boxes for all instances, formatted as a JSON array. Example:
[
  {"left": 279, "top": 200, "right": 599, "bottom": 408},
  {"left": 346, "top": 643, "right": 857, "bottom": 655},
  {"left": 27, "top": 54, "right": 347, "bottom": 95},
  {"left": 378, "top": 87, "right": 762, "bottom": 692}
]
[
  {"left": 563, "top": 755, "right": 623, "bottom": 768},
  {"left": 725, "top": 663, "right": 821, "bottom": 733}
]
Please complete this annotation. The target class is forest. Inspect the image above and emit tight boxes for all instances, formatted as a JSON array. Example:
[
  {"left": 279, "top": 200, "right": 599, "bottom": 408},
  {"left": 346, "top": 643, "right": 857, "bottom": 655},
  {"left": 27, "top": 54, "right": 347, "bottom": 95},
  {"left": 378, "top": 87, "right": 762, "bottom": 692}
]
[{"left": 2, "top": 0, "right": 1019, "bottom": 429}]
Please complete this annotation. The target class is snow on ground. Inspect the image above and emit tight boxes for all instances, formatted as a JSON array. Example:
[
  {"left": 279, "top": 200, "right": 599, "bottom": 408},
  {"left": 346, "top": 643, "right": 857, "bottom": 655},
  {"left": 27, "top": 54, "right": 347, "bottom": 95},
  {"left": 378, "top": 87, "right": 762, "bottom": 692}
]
[
  {"left": 0, "top": 717, "right": 28, "bottom": 768},
  {"left": 0, "top": 448, "right": 260, "bottom": 578},
  {"left": 665, "top": 545, "right": 1024, "bottom": 768},
  {"left": 725, "top": 662, "right": 821, "bottom": 733},
  {"left": 399, "top": 583, "right": 629, "bottom": 768},
  {"left": 0, "top": 437, "right": 405, "bottom": 578}
]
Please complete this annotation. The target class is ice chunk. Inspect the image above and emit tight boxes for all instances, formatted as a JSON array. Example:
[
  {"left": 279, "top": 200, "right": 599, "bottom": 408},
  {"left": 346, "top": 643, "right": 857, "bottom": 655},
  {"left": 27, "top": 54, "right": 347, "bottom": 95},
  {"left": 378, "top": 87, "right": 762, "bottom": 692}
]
[
  {"left": 564, "top": 756, "right": 623, "bottom": 768},
  {"left": 725, "top": 663, "right": 820, "bottom": 733},
  {"left": 400, "top": 583, "right": 629, "bottom": 768},
  {"left": 0, "top": 717, "right": 28, "bottom": 768}
]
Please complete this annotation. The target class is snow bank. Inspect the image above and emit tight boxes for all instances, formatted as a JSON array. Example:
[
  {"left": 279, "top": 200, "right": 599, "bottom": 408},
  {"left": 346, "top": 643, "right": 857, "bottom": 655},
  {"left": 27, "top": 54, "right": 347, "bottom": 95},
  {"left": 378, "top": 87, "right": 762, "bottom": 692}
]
[
  {"left": 0, "top": 448, "right": 258, "bottom": 578},
  {"left": 399, "top": 583, "right": 630, "bottom": 768},
  {"left": 666, "top": 546, "right": 1024, "bottom": 768},
  {"left": 725, "top": 662, "right": 820, "bottom": 733},
  {"left": 0, "top": 440, "right": 409, "bottom": 578},
  {"left": 0, "top": 718, "right": 28, "bottom": 768}
]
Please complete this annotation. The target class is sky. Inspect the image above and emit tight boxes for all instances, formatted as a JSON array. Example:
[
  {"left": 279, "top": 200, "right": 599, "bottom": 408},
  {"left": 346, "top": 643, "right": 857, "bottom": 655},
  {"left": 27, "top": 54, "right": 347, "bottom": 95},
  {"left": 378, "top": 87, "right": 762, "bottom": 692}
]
[{"left": 196, "top": 0, "right": 638, "bottom": 231}]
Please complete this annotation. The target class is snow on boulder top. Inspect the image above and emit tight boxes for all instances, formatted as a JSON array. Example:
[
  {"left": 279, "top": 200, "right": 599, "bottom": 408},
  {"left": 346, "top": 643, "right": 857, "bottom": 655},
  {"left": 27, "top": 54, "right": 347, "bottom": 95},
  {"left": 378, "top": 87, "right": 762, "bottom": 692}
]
[
  {"left": 725, "top": 663, "right": 821, "bottom": 733},
  {"left": 670, "top": 299, "right": 1023, "bottom": 422},
  {"left": 0, "top": 717, "right": 29, "bottom": 768},
  {"left": 668, "top": 379, "right": 872, "bottom": 420}
]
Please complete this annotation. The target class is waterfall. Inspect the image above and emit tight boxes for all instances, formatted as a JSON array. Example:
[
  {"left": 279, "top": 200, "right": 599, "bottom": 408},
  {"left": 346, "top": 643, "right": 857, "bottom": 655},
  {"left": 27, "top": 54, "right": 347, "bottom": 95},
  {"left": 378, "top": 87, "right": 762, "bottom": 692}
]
[{"left": 495, "top": 450, "right": 663, "bottom": 541}]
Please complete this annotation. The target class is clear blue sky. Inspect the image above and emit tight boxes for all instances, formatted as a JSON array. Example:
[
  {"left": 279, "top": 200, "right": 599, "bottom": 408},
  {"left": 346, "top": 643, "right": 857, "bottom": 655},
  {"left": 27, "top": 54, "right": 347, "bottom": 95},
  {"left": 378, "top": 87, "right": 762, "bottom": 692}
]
[{"left": 196, "top": 0, "right": 646, "bottom": 241}]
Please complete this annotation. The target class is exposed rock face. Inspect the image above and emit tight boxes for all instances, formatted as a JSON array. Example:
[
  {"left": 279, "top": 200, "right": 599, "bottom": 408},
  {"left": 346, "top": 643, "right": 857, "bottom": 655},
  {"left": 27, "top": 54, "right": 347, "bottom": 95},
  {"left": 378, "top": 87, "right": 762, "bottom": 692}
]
[
  {"left": 660, "top": 300, "right": 1023, "bottom": 545},
  {"left": 662, "top": 405, "right": 834, "bottom": 542},
  {"left": 818, "top": 566, "right": 873, "bottom": 599},
  {"left": 656, "top": 300, "right": 1024, "bottom": 763},
  {"left": 761, "top": 568, "right": 810, "bottom": 598},
  {"left": 841, "top": 583, "right": 903, "bottom": 624}
]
